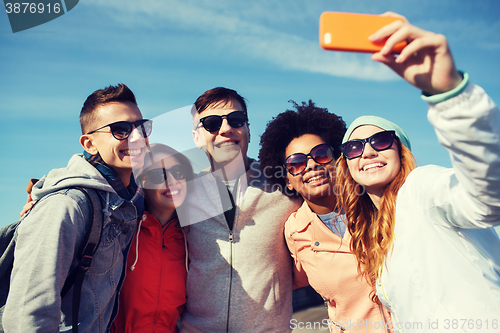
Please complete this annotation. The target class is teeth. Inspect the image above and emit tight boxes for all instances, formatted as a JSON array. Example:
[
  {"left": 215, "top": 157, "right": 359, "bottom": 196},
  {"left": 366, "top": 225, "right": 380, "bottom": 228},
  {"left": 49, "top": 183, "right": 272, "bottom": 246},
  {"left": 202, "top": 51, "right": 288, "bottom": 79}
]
[
  {"left": 217, "top": 141, "right": 237, "bottom": 148},
  {"left": 123, "top": 149, "right": 141, "bottom": 156},
  {"left": 166, "top": 189, "right": 179, "bottom": 196},
  {"left": 363, "top": 163, "right": 384, "bottom": 171},
  {"left": 306, "top": 175, "right": 325, "bottom": 183}
]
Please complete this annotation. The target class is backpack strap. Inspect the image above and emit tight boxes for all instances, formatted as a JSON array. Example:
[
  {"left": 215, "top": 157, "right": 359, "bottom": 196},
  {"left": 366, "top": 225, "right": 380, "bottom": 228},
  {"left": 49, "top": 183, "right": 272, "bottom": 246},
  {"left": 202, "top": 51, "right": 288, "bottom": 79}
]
[{"left": 60, "top": 187, "right": 103, "bottom": 333}]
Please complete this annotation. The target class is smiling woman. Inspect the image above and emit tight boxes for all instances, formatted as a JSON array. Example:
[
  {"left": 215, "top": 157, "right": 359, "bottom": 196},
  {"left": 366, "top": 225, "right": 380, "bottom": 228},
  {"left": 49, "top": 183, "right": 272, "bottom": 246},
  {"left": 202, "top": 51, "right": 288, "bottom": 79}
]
[
  {"left": 259, "top": 100, "right": 394, "bottom": 332},
  {"left": 110, "top": 143, "right": 193, "bottom": 333},
  {"left": 334, "top": 14, "right": 500, "bottom": 331}
]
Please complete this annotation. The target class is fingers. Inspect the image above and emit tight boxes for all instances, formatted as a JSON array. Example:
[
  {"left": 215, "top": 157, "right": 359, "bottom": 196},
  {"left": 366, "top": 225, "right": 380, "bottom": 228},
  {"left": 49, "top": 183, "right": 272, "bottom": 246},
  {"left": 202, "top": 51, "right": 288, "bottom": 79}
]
[
  {"left": 379, "top": 11, "right": 409, "bottom": 22},
  {"left": 395, "top": 33, "right": 445, "bottom": 63},
  {"left": 385, "top": 24, "right": 434, "bottom": 56},
  {"left": 368, "top": 12, "right": 408, "bottom": 45},
  {"left": 368, "top": 19, "right": 405, "bottom": 44},
  {"left": 20, "top": 201, "right": 35, "bottom": 218},
  {"left": 371, "top": 52, "right": 404, "bottom": 76}
]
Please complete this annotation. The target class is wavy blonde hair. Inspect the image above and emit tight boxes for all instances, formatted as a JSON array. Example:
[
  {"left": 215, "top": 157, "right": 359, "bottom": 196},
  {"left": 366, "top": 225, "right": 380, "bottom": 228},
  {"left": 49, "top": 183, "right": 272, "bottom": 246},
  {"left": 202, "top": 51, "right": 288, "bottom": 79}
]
[{"left": 335, "top": 139, "right": 416, "bottom": 301}]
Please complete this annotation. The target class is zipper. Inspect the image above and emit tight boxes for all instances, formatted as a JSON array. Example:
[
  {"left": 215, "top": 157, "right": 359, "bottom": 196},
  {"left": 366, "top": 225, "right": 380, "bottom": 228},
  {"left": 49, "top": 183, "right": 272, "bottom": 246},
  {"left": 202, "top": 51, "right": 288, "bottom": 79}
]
[
  {"left": 153, "top": 225, "right": 168, "bottom": 332},
  {"left": 223, "top": 175, "right": 239, "bottom": 332},
  {"left": 226, "top": 230, "right": 234, "bottom": 332}
]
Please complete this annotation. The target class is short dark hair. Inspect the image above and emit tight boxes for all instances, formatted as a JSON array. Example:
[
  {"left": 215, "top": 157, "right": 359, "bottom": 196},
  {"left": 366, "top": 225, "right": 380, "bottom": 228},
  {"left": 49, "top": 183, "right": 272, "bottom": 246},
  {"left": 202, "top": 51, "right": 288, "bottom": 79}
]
[
  {"left": 192, "top": 87, "right": 247, "bottom": 115},
  {"left": 80, "top": 83, "right": 137, "bottom": 134},
  {"left": 258, "top": 100, "right": 346, "bottom": 195}
]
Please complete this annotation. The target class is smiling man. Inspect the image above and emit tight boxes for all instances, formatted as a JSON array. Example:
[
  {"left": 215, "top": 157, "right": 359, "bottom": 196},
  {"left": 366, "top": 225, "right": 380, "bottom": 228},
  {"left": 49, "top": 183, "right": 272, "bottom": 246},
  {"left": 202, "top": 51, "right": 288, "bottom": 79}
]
[
  {"left": 180, "top": 87, "right": 302, "bottom": 333},
  {"left": 3, "top": 84, "right": 150, "bottom": 332}
]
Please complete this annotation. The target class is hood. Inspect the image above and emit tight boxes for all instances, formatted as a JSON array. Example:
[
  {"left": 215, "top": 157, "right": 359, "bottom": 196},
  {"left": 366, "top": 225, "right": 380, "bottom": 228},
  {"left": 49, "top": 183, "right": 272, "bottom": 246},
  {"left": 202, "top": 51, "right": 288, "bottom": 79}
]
[{"left": 31, "top": 154, "right": 115, "bottom": 201}]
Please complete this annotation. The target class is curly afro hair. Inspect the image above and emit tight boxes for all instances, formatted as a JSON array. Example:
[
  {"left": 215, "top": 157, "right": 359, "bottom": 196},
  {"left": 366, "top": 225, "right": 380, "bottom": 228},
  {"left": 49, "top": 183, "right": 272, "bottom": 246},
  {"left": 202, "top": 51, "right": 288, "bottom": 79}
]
[{"left": 258, "top": 100, "right": 346, "bottom": 196}]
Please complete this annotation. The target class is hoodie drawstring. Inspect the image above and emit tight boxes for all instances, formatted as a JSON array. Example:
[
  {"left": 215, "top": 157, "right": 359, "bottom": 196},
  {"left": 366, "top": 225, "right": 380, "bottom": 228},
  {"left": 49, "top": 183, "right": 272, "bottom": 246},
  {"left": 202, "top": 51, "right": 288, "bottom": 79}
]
[
  {"left": 181, "top": 228, "right": 189, "bottom": 273},
  {"left": 130, "top": 213, "right": 147, "bottom": 271}
]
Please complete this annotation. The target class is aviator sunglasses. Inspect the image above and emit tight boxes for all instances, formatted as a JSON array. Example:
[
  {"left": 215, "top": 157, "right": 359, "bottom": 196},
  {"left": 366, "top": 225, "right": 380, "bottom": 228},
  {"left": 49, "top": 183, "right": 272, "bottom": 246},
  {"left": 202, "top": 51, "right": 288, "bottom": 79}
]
[
  {"left": 197, "top": 111, "right": 247, "bottom": 133},
  {"left": 140, "top": 165, "right": 187, "bottom": 185},
  {"left": 87, "top": 119, "right": 152, "bottom": 141},
  {"left": 284, "top": 143, "right": 335, "bottom": 176},
  {"left": 340, "top": 130, "right": 396, "bottom": 159}
]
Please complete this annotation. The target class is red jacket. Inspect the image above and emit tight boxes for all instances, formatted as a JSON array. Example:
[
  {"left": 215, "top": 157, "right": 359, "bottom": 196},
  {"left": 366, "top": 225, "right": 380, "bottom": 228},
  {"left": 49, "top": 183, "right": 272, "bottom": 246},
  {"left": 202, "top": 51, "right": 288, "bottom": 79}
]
[{"left": 111, "top": 212, "right": 187, "bottom": 333}]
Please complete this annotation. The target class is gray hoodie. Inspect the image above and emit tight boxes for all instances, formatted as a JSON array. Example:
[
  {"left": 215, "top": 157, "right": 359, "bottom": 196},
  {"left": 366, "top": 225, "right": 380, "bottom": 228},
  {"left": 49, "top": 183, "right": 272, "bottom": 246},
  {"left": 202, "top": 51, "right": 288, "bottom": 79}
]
[{"left": 3, "top": 154, "right": 141, "bottom": 333}]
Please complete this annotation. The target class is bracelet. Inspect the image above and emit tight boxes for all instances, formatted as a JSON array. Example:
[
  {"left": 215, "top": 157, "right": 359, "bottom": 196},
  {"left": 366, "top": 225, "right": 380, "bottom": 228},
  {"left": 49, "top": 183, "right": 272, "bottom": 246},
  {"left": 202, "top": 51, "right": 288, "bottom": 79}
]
[{"left": 421, "top": 71, "right": 469, "bottom": 104}]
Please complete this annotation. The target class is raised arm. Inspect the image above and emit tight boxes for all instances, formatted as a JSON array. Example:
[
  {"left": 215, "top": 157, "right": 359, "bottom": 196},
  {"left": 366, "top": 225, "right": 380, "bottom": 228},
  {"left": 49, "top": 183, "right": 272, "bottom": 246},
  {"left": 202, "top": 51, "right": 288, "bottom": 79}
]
[
  {"left": 371, "top": 14, "right": 500, "bottom": 228},
  {"left": 369, "top": 12, "right": 463, "bottom": 95}
]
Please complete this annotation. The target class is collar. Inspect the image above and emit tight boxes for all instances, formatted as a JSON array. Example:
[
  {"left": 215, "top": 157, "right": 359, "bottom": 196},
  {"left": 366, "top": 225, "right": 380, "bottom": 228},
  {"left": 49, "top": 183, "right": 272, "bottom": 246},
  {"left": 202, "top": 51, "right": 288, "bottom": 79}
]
[{"left": 84, "top": 151, "right": 144, "bottom": 215}]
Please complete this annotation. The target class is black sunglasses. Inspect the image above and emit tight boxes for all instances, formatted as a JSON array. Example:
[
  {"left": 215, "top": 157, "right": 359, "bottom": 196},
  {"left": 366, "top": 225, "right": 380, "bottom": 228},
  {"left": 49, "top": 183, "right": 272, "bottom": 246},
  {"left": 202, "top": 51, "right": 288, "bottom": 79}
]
[
  {"left": 340, "top": 130, "right": 395, "bottom": 159},
  {"left": 140, "top": 165, "right": 187, "bottom": 185},
  {"left": 197, "top": 111, "right": 247, "bottom": 133},
  {"left": 284, "top": 144, "right": 335, "bottom": 176},
  {"left": 87, "top": 119, "right": 152, "bottom": 141}
]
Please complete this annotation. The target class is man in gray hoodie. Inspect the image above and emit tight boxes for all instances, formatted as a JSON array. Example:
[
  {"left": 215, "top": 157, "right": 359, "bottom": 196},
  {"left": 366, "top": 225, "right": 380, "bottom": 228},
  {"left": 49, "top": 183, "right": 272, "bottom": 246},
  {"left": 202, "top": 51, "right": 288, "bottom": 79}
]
[
  {"left": 3, "top": 84, "right": 150, "bottom": 332},
  {"left": 180, "top": 87, "right": 301, "bottom": 332}
]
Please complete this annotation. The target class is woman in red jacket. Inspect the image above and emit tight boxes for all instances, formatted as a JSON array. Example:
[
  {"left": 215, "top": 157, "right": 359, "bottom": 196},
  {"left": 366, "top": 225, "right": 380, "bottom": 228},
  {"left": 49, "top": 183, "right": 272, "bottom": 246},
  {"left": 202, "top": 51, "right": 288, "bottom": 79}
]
[{"left": 111, "top": 144, "right": 193, "bottom": 333}]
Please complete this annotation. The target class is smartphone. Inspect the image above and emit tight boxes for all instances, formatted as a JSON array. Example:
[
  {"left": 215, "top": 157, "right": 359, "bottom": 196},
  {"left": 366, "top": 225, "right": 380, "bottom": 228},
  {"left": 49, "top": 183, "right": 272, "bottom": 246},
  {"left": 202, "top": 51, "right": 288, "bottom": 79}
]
[{"left": 319, "top": 12, "right": 406, "bottom": 53}]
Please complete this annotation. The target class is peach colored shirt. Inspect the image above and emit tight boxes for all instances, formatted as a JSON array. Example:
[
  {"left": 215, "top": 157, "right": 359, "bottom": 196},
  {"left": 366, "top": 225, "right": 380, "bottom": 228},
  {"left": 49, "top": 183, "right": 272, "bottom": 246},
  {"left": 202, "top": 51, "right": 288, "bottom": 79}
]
[{"left": 285, "top": 202, "right": 392, "bottom": 333}]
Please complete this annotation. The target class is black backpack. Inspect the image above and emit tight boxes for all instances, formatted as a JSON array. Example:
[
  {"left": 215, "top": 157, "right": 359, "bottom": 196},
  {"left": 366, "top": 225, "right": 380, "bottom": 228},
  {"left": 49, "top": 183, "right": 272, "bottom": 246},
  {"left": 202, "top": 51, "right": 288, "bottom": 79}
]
[{"left": 0, "top": 186, "right": 103, "bottom": 333}]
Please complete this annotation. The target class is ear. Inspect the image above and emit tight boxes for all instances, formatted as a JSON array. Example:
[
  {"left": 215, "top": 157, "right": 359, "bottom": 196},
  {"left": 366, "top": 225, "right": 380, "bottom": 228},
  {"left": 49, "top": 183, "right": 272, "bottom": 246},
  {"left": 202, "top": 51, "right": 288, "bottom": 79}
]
[
  {"left": 284, "top": 175, "right": 294, "bottom": 191},
  {"left": 80, "top": 134, "right": 98, "bottom": 155},
  {"left": 192, "top": 129, "right": 205, "bottom": 150},
  {"left": 247, "top": 123, "right": 251, "bottom": 143}
]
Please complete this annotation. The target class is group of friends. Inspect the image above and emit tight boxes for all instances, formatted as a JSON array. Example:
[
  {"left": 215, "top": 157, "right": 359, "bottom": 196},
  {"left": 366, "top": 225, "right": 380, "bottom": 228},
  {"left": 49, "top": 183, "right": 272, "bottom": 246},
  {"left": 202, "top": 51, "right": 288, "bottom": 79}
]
[{"left": 3, "top": 15, "right": 500, "bottom": 333}]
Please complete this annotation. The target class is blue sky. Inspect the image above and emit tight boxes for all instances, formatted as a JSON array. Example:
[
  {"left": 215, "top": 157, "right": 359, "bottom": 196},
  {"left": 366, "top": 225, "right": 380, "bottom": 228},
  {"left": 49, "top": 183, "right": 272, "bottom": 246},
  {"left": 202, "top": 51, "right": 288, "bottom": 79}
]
[{"left": 1, "top": 0, "right": 500, "bottom": 227}]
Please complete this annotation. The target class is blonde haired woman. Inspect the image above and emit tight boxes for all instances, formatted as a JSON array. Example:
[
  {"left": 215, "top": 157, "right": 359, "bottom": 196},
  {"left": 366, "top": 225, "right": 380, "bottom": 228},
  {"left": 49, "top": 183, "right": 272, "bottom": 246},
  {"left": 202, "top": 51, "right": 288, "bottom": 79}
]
[{"left": 336, "top": 14, "right": 500, "bottom": 331}]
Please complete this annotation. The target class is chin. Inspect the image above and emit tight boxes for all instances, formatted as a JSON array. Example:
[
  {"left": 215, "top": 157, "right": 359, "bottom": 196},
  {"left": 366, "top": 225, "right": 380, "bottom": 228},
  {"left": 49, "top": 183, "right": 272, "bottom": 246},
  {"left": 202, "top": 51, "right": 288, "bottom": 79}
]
[{"left": 214, "top": 152, "right": 243, "bottom": 165}]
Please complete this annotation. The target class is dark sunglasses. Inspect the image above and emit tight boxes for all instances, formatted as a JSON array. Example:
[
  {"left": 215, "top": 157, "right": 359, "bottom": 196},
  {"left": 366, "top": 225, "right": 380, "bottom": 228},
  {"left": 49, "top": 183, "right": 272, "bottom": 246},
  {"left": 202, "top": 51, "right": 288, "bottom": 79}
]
[
  {"left": 197, "top": 111, "right": 247, "bottom": 133},
  {"left": 141, "top": 165, "right": 187, "bottom": 185},
  {"left": 87, "top": 119, "right": 152, "bottom": 141},
  {"left": 340, "top": 130, "right": 395, "bottom": 159},
  {"left": 284, "top": 144, "right": 335, "bottom": 176}
]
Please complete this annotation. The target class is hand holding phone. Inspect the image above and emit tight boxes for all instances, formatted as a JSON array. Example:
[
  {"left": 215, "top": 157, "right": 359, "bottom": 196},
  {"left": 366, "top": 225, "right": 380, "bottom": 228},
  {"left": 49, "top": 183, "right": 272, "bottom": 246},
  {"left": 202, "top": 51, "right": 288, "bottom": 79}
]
[{"left": 319, "top": 12, "right": 407, "bottom": 53}]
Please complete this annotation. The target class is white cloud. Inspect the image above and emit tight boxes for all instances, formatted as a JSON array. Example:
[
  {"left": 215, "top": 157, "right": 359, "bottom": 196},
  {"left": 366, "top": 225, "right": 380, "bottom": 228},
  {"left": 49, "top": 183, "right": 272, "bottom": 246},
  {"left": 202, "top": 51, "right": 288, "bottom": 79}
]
[{"left": 82, "top": 0, "right": 399, "bottom": 81}]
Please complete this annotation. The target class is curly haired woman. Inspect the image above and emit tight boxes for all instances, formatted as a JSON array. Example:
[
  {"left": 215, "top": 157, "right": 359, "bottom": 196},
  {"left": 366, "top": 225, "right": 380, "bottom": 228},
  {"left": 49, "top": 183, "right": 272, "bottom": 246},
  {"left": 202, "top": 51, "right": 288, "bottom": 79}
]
[{"left": 259, "top": 101, "right": 392, "bottom": 332}]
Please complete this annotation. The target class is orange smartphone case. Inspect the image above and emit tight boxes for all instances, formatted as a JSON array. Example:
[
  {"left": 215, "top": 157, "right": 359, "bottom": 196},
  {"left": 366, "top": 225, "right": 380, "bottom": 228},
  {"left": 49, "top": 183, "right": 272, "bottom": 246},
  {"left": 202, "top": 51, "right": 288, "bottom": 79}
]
[{"left": 319, "top": 12, "right": 406, "bottom": 53}]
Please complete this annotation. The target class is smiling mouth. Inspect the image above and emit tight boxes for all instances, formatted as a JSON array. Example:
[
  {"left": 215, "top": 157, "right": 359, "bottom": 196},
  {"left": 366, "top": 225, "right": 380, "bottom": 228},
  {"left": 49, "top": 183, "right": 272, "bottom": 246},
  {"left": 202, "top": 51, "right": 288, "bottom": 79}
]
[
  {"left": 304, "top": 172, "right": 329, "bottom": 184},
  {"left": 362, "top": 162, "right": 385, "bottom": 172},
  {"left": 121, "top": 148, "right": 143, "bottom": 156},
  {"left": 167, "top": 189, "right": 179, "bottom": 195},
  {"left": 215, "top": 141, "right": 239, "bottom": 148}
]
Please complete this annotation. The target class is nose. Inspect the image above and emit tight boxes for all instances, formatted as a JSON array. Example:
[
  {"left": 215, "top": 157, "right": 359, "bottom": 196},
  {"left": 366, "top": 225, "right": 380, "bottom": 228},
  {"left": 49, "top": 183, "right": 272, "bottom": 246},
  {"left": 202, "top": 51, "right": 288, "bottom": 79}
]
[
  {"left": 361, "top": 142, "right": 377, "bottom": 158},
  {"left": 304, "top": 155, "right": 319, "bottom": 171},
  {"left": 165, "top": 171, "right": 180, "bottom": 185},
  {"left": 218, "top": 117, "right": 234, "bottom": 134},
  {"left": 129, "top": 125, "right": 145, "bottom": 142}
]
